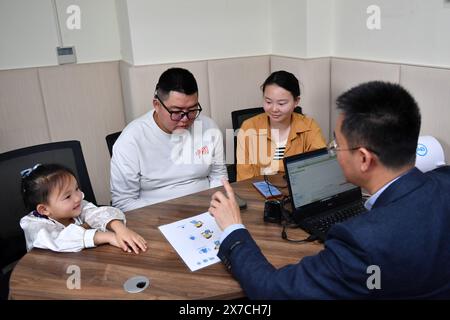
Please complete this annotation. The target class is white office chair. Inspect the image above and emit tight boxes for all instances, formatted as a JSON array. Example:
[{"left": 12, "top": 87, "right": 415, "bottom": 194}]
[{"left": 415, "top": 136, "right": 446, "bottom": 172}]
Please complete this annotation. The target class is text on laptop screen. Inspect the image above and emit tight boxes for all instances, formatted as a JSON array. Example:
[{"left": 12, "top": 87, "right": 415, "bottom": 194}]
[{"left": 286, "top": 153, "right": 357, "bottom": 209}]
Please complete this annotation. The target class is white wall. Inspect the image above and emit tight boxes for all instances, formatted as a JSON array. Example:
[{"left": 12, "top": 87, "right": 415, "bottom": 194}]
[
  {"left": 4, "top": 0, "right": 450, "bottom": 70},
  {"left": 271, "top": 0, "right": 307, "bottom": 57},
  {"left": 0, "top": 0, "right": 121, "bottom": 70},
  {"left": 270, "top": 0, "right": 333, "bottom": 58},
  {"left": 306, "top": 0, "right": 333, "bottom": 57},
  {"left": 0, "top": 0, "right": 59, "bottom": 69},
  {"left": 55, "top": 0, "right": 121, "bottom": 63},
  {"left": 271, "top": 0, "right": 450, "bottom": 67},
  {"left": 122, "top": 0, "right": 271, "bottom": 65},
  {"left": 333, "top": 0, "right": 450, "bottom": 67},
  {"left": 115, "top": 0, "right": 134, "bottom": 64}
]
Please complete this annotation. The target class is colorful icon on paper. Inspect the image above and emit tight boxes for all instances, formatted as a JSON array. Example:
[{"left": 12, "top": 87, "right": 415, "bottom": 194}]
[
  {"left": 201, "top": 229, "right": 213, "bottom": 239},
  {"left": 190, "top": 220, "right": 203, "bottom": 228}
]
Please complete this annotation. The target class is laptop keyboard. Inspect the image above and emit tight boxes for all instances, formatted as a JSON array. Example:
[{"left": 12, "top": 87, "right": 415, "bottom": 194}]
[{"left": 306, "top": 202, "right": 366, "bottom": 234}]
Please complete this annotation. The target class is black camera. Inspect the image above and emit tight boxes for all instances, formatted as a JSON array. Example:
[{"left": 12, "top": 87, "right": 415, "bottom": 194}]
[{"left": 263, "top": 200, "right": 282, "bottom": 223}]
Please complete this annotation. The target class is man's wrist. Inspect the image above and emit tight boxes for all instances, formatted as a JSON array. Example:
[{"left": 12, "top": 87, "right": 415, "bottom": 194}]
[{"left": 220, "top": 224, "right": 245, "bottom": 243}]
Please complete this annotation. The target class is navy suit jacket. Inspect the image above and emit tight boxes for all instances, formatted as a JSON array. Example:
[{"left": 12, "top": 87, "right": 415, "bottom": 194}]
[{"left": 218, "top": 167, "right": 450, "bottom": 299}]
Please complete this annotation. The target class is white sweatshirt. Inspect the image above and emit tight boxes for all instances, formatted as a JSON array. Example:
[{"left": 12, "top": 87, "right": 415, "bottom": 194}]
[{"left": 110, "top": 111, "right": 227, "bottom": 212}]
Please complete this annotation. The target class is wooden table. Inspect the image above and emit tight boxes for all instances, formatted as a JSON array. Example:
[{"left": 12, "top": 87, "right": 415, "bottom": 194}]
[{"left": 10, "top": 176, "right": 323, "bottom": 299}]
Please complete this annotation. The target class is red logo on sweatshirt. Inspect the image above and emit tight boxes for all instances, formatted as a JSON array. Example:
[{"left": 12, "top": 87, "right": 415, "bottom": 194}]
[{"left": 195, "top": 146, "right": 209, "bottom": 157}]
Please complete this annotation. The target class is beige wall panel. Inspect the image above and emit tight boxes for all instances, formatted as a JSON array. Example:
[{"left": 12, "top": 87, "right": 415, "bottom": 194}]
[
  {"left": 271, "top": 56, "right": 331, "bottom": 141},
  {"left": 208, "top": 56, "right": 270, "bottom": 133},
  {"left": 330, "top": 58, "right": 400, "bottom": 135},
  {"left": 38, "top": 62, "right": 125, "bottom": 205},
  {"left": 120, "top": 61, "right": 210, "bottom": 123},
  {"left": 0, "top": 68, "right": 50, "bottom": 153},
  {"left": 208, "top": 56, "right": 270, "bottom": 163},
  {"left": 400, "top": 65, "right": 450, "bottom": 162}
]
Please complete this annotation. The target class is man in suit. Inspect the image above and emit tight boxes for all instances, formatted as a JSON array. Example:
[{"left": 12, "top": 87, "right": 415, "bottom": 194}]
[{"left": 209, "top": 81, "right": 450, "bottom": 299}]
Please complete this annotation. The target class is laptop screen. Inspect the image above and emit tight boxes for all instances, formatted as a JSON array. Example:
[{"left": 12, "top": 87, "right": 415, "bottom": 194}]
[{"left": 284, "top": 149, "right": 359, "bottom": 211}]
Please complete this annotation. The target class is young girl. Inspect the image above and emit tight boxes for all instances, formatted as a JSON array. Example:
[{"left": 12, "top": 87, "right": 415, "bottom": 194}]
[
  {"left": 20, "top": 163, "right": 147, "bottom": 253},
  {"left": 236, "top": 70, "right": 327, "bottom": 180}
]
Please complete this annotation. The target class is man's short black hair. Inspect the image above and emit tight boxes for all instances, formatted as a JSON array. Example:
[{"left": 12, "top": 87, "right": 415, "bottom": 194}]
[
  {"left": 155, "top": 68, "right": 198, "bottom": 100},
  {"left": 336, "top": 81, "right": 421, "bottom": 169}
]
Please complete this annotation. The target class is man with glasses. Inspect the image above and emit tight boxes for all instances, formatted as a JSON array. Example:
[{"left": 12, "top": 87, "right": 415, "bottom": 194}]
[
  {"left": 111, "top": 68, "right": 227, "bottom": 212},
  {"left": 208, "top": 81, "right": 450, "bottom": 299}
]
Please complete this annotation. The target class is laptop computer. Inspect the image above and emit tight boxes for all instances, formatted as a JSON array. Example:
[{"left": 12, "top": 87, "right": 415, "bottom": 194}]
[{"left": 283, "top": 148, "right": 367, "bottom": 242}]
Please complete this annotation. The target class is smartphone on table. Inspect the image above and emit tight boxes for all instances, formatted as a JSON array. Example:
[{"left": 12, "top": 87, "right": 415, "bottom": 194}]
[{"left": 252, "top": 181, "right": 283, "bottom": 199}]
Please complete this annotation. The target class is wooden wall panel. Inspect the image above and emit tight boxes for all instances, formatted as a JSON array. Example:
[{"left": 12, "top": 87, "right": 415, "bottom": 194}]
[
  {"left": 208, "top": 56, "right": 270, "bottom": 133},
  {"left": 330, "top": 58, "right": 400, "bottom": 135},
  {"left": 120, "top": 61, "right": 210, "bottom": 123},
  {"left": 401, "top": 65, "right": 450, "bottom": 162},
  {"left": 271, "top": 56, "right": 331, "bottom": 141},
  {"left": 0, "top": 68, "right": 50, "bottom": 153},
  {"left": 38, "top": 62, "right": 125, "bottom": 204},
  {"left": 208, "top": 56, "right": 270, "bottom": 163}
]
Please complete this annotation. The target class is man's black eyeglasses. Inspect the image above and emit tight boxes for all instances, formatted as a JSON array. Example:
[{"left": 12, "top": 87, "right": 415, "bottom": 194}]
[
  {"left": 155, "top": 95, "right": 202, "bottom": 121},
  {"left": 327, "top": 139, "right": 379, "bottom": 157}
]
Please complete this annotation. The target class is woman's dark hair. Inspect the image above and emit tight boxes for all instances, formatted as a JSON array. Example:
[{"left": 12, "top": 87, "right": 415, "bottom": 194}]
[
  {"left": 155, "top": 67, "right": 198, "bottom": 101},
  {"left": 21, "top": 164, "right": 77, "bottom": 212},
  {"left": 336, "top": 81, "right": 421, "bottom": 169},
  {"left": 261, "top": 70, "right": 300, "bottom": 98}
]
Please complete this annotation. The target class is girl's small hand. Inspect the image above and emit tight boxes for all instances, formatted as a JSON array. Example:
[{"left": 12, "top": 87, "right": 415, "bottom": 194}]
[
  {"left": 94, "top": 230, "right": 119, "bottom": 248},
  {"left": 114, "top": 226, "right": 148, "bottom": 254},
  {"left": 107, "top": 233, "right": 120, "bottom": 248}
]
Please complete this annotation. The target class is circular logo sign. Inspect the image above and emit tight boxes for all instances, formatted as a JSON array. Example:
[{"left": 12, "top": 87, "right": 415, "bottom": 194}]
[{"left": 416, "top": 143, "right": 428, "bottom": 156}]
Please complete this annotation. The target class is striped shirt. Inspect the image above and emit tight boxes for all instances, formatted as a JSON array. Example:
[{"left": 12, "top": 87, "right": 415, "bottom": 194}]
[
  {"left": 273, "top": 138, "right": 287, "bottom": 160},
  {"left": 273, "top": 145, "right": 286, "bottom": 160}
]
